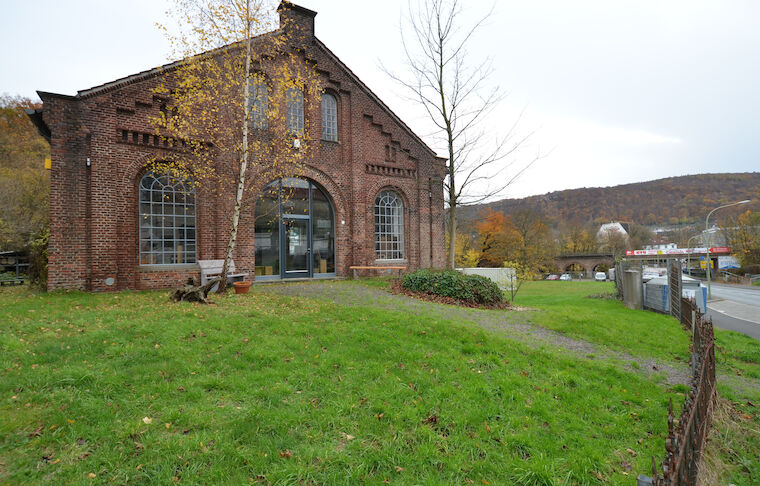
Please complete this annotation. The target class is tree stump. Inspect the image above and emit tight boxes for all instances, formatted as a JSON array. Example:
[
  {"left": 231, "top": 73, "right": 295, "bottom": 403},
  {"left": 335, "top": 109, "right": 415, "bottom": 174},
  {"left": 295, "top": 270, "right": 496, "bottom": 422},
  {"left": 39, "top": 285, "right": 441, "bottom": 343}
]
[{"left": 170, "top": 277, "right": 221, "bottom": 304}]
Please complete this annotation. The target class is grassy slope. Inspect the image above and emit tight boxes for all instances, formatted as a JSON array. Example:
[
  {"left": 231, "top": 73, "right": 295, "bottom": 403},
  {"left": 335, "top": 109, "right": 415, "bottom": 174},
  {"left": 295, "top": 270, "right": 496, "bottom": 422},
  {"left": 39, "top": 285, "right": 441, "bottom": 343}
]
[
  {"left": 1, "top": 286, "right": 669, "bottom": 485},
  {"left": 517, "top": 281, "right": 760, "bottom": 484},
  {"left": 518, "top": 281, "right": 760, "bottom": 388}
]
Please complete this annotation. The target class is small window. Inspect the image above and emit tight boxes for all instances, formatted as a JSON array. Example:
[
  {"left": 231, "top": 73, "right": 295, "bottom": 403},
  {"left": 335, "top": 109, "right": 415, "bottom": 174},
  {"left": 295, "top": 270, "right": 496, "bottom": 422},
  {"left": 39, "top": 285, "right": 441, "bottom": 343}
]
[
  {"left": 286, "top": 87, "right": 304, "bottom": 135},
  {"left": 139, "top": 171, "right": 196, "bottom": 265},
  {"left": 374, "top": 190, "right": 404, "bottom": 260},
  {"left": 321, "top": 93, "right": 338, "bottom": 141},
  {"left": 249, "top": 78, "right": 268, "bottom": 129}
]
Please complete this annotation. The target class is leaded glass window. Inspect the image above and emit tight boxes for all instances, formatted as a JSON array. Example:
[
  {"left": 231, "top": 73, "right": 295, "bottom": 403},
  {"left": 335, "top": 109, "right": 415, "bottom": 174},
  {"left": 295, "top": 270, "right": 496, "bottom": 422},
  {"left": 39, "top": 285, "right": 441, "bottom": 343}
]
[
  {"left": 249, "top": 78, "right": 268, "bottom": 129},
  {"left": 139, "top": 172, "right": 196, "bottom": 265},
  {"left": 321, "top": 93, "right": 337, "bottom": 141},
  {"left": 374, "top": 190, "right": 404, "bottom": 260},
  {"left": 286, "top": 87, "right": 304, "bottom": 135}
]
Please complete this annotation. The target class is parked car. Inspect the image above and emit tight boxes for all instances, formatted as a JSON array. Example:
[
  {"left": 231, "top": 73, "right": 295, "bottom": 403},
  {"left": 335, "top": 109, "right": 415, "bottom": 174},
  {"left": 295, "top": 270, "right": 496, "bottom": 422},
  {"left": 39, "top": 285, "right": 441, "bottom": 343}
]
[
  {"left": 594, "top": 272, "right": 607, "bottom": 281},
  {"left": 545, "top": 274, "right": 559, "bottom": 280},
  {"left": 559, "top": 273, "right": 572, "bottom": 281}
]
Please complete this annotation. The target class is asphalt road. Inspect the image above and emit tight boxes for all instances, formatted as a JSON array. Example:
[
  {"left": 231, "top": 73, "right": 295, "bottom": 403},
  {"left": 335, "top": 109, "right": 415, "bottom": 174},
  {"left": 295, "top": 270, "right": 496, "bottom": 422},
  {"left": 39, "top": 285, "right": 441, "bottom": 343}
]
[
  {"left": 706, "top": 282, "right": 760, "bottom": 339},
  {"left": 708, "top": 282, "right": 760, "bottom": 306}
]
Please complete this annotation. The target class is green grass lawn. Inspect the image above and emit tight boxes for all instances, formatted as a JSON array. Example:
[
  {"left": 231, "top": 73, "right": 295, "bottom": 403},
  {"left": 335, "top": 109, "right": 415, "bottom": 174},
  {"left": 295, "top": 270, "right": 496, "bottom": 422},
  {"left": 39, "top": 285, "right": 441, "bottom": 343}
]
[
  {"left": 0, "top": 281, "right": 757, "bottom": 485},
  {"left": 517, "top": 281, "right": 760, "bottom": 390}
]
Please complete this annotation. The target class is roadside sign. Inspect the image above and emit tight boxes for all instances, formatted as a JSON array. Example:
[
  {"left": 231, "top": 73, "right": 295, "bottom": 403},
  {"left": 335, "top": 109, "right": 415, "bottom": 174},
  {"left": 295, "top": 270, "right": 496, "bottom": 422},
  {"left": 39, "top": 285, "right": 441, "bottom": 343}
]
[{"left": 626, "top": 247, "right": 731, "bottom": 257}]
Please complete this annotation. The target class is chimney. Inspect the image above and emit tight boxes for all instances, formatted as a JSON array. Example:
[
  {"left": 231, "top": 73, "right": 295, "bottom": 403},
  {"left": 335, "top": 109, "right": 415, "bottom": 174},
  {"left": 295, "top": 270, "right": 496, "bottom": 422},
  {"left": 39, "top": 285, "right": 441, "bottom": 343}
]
[{"left": 278, "top": 1, "right": 317, "bottom": 38}]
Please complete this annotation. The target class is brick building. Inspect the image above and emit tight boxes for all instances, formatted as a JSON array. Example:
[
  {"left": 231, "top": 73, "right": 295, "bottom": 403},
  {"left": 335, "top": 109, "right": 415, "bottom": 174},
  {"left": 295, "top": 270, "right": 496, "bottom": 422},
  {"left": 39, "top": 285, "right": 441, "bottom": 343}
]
[{"left": 28, "top": 2, "right": 446, "bottom": 291}]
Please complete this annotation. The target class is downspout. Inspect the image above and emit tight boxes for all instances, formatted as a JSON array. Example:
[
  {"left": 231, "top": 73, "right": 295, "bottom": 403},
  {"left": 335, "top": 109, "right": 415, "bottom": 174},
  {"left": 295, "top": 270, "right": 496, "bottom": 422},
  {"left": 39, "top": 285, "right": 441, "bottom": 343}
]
[
  {"left": 428, "top": 177, "right": 433, "bottom": 266},
  {"left": 84, "top": 131, "right": 93, "bottom": 291}
]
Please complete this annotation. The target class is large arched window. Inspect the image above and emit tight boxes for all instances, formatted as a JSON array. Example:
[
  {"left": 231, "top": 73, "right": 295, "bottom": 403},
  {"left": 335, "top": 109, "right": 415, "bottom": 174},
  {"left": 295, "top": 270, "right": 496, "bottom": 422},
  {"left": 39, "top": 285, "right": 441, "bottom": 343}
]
[
  {"left": 374, "top": 190, "right": 404, "bottom": 260},
  {"left": 139, "top": 172, "right": 196, "bottom": 265},
  {"left": 321, "top": 93, "right": 337, "bottom": 141},
  {"left": 249, "top": 77, "right": 268, "bottom": 129},
  {"left": 254, "top": 178, "right": 335, "bottom": 278},
  {"left": 286, "top": 87, "right": 304, "bottom": 135}
]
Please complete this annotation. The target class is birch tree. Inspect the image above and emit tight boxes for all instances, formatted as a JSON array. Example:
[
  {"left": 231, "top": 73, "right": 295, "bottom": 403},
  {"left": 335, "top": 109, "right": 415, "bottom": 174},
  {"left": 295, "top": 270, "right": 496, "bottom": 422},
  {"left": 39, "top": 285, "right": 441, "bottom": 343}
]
[
  {"left": 154, "top": 0, "right": 320, "bottom": 291},
  {"left": 387, "top": 0, "right": 542, "bottom": 269}
]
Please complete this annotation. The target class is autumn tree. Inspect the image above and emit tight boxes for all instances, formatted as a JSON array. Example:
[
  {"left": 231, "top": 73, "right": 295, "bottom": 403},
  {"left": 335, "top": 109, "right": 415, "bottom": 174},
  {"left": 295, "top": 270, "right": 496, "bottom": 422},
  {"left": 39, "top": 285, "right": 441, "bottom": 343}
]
[
  {"left": 452, "top": 232, "right": 479, "bottom": 268},
  {"left": 0, "top": 95, "right": 50, "bottom": 251},
  {"left": 154, "top": 0, "right": 320, "bottom": 291},
  {"left": 628, "top": 223, "right": 655, "bottom": 250},
  {"left": 721, "top": 210, "right": 760, "bottom": 267},
  {"left": 559, "top": 222, "right": 599, "bottom": 254},
  {"left": 474, "top": 209, "right": 513, "bottom": 267},
  {"left": 474, "top": 208, "right": 554, "bottom": 272},
  {"left": 387, "top": 0, "right": 541, "bottom": 270},
  {"left": 507, "top": 209, "right": 555, "bottom": 272},
  {"left": 598, "top": 228, "right": 629, "bottom": 259}
]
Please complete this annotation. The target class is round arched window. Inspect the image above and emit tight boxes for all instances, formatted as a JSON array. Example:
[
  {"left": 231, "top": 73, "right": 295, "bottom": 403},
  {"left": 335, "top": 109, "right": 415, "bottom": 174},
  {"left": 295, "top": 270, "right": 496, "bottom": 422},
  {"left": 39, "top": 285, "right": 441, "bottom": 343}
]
[
  {"left": 374, "top": 190, "right": 404, "bottom": 260},
  {"left": 321, "top": 93, "right": 338, "bottom": 141},
  {"left": 139, "top": 172, "right": 196, "bottom": 265}
]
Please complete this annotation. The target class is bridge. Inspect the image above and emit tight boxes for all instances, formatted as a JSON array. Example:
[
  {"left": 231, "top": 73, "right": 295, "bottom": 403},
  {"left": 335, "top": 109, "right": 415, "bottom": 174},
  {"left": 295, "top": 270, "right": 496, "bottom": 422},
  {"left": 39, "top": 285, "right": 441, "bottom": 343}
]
[{"left": 555, "top": 253, "right": 615, "bottom": 278}]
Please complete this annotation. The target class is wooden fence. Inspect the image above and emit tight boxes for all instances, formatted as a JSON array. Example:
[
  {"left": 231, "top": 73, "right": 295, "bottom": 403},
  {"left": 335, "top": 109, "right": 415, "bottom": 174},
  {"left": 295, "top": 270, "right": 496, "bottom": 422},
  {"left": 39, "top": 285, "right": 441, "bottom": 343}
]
[{"left": 646, "top": 298, "right": 717, "bottom": 485}]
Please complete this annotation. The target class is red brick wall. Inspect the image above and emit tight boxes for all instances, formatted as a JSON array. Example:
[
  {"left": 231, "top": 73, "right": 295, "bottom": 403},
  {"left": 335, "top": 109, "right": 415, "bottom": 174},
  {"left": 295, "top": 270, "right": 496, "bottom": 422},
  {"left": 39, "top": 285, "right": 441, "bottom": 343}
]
[{"left": 41, "top": 5, "right": 446, "bottom": 291}]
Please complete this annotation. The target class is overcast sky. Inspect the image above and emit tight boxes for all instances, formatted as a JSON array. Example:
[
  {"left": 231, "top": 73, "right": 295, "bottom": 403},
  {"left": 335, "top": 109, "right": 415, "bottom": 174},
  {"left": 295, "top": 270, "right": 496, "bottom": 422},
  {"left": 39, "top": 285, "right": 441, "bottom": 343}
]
[{"left": 2, "top": 0, "right": 758, "bottom": 199}]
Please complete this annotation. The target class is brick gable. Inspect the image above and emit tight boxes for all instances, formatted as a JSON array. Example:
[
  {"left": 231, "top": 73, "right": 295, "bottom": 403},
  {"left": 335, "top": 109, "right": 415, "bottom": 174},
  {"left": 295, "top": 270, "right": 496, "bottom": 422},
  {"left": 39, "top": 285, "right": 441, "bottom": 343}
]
[{"left": 33, "top": 2, "right": 446, "bottom": 290}]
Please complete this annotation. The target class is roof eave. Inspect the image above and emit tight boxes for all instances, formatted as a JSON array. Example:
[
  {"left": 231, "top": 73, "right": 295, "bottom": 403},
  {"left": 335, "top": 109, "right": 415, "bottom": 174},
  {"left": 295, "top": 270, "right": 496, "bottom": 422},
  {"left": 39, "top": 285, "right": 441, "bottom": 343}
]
[{"left": 25, "top": 108, "right": 51, "bottom": 143}]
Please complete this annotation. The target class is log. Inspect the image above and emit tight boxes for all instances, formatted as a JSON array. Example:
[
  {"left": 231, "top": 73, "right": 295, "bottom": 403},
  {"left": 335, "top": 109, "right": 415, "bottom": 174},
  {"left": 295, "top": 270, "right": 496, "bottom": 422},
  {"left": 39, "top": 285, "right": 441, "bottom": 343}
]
[{"left": 170, "top": 277, "right": 221, "bottom": 304}]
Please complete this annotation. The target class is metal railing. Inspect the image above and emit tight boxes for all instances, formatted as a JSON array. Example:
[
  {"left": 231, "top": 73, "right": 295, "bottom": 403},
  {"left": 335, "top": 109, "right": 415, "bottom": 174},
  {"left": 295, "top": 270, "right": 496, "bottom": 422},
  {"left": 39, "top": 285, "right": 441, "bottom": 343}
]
[{"left": 641, "top": 298, "right": 717, "bottom": 485}]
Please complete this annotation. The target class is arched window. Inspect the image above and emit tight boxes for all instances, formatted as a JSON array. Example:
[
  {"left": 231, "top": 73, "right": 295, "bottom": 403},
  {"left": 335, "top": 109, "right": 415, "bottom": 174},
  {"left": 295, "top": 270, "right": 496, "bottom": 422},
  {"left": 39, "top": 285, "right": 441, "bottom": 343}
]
[
  {"left": 286, "top": 87, "right": 304, "bottom": 135},
  {"left": 321, "top": 93, "right": 337, "bottom": 141},
  {"left": 249, "top": 77, "right": 268, "bottom": 129},
  {"left": 139, "top": 171, "right": 196, "bottom": 265},
  {"left": 374, "top": 190, "right": 404, "bottom": 260}
]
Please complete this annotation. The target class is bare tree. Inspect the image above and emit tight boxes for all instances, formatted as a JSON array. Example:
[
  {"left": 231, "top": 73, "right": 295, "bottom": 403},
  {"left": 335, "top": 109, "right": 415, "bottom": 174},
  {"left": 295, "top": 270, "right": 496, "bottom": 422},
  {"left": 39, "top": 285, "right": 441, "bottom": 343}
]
[{"left": 386, "top": 0, "right": 542, "bottom": 269}]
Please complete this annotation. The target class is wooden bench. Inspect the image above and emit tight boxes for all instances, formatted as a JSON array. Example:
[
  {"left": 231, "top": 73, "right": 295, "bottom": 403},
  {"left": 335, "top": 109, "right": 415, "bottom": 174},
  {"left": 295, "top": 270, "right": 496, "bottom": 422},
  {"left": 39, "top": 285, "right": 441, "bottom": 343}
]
[
  {"left": 199, "top": 259, "right": 249, "bottom": 291},
  {"left": 0, "top": 278, "right": 24, "bottom": 286},
  {"left": 349, "top": 265, "right": 407, "bottom": 279}
]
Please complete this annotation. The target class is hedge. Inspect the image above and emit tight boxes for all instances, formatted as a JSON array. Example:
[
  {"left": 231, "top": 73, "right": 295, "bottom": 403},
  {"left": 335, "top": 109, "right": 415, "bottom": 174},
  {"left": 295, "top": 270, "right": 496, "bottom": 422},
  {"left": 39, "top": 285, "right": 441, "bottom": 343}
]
[{"left": 401, "top": 269, "right": 504, "bottom": 306}]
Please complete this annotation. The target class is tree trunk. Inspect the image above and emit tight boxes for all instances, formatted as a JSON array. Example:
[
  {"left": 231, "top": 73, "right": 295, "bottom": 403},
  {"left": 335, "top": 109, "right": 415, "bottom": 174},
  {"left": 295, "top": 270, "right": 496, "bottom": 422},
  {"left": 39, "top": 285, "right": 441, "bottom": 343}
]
[
  {"left": 447, "top": 204, "right": 456, "bottom": 269},
  {"left": 219, "top": 1, "right": 253, "bottom": 292},
  {"left": 170, "top": 277, "right": 220, "bottom": 304}
]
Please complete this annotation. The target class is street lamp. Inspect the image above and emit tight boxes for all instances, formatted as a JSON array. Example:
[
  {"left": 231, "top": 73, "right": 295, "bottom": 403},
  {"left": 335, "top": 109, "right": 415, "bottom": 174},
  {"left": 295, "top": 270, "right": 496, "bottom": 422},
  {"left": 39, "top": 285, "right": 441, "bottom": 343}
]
[
  {"left": 705, "top": 200, "right": 751, "bottom": 299},
  {"left": 686, "top": 234, "right": 703, "bottom": 277}
]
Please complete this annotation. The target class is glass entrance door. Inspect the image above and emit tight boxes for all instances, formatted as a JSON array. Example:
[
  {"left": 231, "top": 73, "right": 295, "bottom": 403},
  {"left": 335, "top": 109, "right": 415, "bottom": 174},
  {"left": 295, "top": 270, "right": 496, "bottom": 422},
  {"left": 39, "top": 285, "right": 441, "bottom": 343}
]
[{"left": 283, "top": 218, "right": 310, "bottom": 278}]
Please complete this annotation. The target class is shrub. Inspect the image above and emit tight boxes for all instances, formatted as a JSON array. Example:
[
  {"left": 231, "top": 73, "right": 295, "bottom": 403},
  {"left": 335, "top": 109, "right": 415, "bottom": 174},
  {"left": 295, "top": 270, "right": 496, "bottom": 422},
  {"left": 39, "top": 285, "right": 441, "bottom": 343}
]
[
  {"left": 401, "top": 269, "right": 504, "bottom": 306},
  {"left": 28, "top": 228, "right": 48, "bottom": 289}
]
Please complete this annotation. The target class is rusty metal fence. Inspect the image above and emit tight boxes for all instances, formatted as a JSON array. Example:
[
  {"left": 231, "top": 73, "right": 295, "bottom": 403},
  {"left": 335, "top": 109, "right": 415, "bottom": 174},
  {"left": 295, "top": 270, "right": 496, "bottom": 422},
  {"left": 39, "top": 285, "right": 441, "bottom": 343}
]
[{"left": 643, "top": 298, "right": 717, "bottom": 485}]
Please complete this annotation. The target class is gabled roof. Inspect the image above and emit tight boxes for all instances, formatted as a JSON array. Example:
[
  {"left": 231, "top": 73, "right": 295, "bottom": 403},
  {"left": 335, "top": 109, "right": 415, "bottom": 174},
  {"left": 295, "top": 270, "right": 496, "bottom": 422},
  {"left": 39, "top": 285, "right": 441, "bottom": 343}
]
[
  {"left": 313, "top": 39, "right": 438, "bottom": 158},
  {"left": 32, "top": 5, "right": 441, "bottom": 159}
]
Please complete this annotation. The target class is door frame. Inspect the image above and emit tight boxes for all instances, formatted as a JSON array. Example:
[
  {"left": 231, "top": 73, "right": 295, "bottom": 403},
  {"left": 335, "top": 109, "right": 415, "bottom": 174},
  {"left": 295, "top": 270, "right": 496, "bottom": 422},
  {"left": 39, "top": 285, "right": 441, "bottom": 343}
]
[{"left": 280, "top": 215, "right": 312, "bottom": 279}]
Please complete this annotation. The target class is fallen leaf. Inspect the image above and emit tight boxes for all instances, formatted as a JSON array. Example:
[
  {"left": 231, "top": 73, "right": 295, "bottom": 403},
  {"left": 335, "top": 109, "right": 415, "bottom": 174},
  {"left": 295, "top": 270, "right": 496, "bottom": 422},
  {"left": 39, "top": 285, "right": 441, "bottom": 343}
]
[
  {"left": 165, "top": 423, "right": 171, "bottom": 429},
  {"left": 87, "top": 472, "right": 96, "bottom": 478},
  {"left": 279, "top": 449, "right": 292, "bottom": 459},
  {"left": 394, "top": 466, "right": 404, "bottom": 472},
  {"left": 29, "top": 426, "right": 43, "bottom": 438},
  {"left": 626, "top": 448, "right": 637, "bottom": 457},
  {"left": 142, "top": 417, "right": 153, "bottom": 425}
]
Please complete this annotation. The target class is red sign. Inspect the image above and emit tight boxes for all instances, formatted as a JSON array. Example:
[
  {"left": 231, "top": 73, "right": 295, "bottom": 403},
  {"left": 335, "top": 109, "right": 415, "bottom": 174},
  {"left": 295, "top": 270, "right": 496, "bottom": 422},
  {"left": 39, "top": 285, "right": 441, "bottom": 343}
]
[{"left": 709, "top": 247, "right": 731, "bottom": 254}]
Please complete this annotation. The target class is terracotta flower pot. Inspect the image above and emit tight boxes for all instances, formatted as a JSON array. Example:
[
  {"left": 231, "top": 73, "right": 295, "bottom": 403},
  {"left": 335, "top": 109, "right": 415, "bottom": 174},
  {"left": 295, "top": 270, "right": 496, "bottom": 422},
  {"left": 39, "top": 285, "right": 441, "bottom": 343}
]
[{"left": 232, "top": 281, "right": 252, "bottom": 294}]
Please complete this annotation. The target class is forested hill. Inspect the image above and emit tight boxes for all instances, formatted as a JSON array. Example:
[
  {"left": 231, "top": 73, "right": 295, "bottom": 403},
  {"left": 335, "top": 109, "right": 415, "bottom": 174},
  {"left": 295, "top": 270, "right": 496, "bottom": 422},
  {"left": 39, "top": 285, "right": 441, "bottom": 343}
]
[{"left": 458, "top": 173, "right": 760, "bottom": 227}]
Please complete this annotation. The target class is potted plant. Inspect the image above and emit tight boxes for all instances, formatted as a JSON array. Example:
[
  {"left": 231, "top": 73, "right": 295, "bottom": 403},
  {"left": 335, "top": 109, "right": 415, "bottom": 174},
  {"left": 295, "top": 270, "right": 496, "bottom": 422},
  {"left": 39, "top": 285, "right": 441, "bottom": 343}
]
[{"left": 232, "top": 280, "right": 252, "bottom": 294}]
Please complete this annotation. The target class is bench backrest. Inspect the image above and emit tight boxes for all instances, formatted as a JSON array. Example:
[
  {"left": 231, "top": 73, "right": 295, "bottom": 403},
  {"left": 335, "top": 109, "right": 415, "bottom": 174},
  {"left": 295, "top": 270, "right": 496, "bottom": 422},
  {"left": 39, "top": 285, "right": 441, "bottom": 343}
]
[{"left": 198, "top": 259, "right": 235, "bottom": 276}]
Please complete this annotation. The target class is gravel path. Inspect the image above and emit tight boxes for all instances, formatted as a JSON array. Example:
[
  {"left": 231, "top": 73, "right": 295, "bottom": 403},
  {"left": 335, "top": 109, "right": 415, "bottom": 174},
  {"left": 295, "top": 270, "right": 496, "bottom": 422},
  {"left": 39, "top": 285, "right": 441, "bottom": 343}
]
[{"left": 259, "top": 280, "right": 693, "bottom": 386}]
